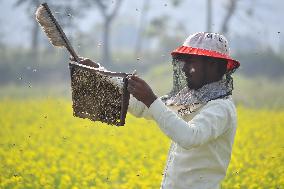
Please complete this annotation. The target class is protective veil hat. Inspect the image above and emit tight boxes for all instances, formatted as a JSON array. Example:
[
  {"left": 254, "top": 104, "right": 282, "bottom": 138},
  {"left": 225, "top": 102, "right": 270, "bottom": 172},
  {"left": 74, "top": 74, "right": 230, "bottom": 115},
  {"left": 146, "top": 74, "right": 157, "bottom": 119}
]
[{"left": 171, "top": 32, "right": 240, "bottom": 72}]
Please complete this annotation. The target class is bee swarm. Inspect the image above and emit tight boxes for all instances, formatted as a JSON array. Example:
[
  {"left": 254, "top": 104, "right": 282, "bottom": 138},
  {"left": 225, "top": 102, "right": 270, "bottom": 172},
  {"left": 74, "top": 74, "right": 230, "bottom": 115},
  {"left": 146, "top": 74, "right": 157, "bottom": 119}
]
[{"left": 69, "top": 63, "right": 129, "bottom": 126}]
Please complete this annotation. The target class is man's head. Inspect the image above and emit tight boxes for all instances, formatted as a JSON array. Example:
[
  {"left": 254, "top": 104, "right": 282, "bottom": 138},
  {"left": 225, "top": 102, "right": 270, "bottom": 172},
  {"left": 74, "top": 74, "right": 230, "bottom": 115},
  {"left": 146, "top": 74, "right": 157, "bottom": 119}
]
[
  {"left": 174, "top": 54, "right": 227, "bottom": 89},
  {"left": 170, "top": 32, "right": 240, "bottom": 90}
]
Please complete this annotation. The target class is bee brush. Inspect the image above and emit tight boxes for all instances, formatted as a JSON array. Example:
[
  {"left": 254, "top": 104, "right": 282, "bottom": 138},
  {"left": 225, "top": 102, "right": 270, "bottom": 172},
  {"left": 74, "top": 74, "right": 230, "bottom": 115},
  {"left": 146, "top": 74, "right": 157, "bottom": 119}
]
[{"left": 35, "top": 3, "right": 80, "bottom": 62}]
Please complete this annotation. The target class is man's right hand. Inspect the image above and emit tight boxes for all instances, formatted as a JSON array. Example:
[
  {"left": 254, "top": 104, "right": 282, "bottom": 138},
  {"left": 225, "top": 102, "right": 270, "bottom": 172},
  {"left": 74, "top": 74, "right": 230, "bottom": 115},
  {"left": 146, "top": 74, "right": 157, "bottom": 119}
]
[{"left": 70, "top": 56, "right": 100, "bottom": 68}]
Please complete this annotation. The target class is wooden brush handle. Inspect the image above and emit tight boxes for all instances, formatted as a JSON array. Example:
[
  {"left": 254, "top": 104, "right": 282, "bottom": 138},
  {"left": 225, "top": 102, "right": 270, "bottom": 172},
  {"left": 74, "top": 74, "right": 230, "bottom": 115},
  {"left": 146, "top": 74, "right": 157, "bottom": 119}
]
[{"left": 42, "top": 3, "right": 80, "bottom": 62}]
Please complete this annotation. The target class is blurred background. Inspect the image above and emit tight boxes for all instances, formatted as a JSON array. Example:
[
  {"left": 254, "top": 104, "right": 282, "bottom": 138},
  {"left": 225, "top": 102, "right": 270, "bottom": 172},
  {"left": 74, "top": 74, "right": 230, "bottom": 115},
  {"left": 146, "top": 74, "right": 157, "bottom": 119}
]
[
  {"left": 0, "top": 0, "right": 283, "bottom": 108},
  {"left": 0, "top": 1, "right": 284, "bottom": 188}
]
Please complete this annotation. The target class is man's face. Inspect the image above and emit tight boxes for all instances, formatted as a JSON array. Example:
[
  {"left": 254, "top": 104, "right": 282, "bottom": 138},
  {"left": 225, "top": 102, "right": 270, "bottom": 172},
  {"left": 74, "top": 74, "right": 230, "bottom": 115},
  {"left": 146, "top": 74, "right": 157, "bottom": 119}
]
[{"left": 181, "top": 56, "right": 207, "bottom": 89}]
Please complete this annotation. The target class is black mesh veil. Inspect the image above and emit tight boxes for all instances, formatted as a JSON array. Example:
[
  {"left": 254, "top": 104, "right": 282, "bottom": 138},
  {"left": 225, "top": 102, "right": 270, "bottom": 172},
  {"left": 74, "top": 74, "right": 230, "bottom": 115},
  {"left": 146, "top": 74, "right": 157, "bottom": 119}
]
[
  {"left": 163, "top": 57, "right": 235, "bottom": 109},
  {"left": 169, "top": 58, "right": 187, "bottom": 96}
]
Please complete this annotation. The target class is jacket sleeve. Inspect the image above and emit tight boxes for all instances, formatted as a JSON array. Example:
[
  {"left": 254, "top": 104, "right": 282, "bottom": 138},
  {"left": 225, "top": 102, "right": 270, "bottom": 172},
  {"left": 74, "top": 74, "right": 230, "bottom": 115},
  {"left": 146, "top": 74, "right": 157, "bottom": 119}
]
[
  {"left": 127, "top": 95, "right": 153, "bottom": 120},
  {"left": 148, "top": 98, "right": 235, "bottom": 149}
]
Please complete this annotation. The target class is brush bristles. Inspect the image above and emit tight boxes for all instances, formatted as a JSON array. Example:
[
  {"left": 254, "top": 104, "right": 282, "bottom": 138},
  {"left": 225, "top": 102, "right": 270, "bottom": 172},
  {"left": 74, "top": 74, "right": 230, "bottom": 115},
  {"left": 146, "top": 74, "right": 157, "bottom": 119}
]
[{"left": 35, "top": 5, "right": 66, "bottom": 47}]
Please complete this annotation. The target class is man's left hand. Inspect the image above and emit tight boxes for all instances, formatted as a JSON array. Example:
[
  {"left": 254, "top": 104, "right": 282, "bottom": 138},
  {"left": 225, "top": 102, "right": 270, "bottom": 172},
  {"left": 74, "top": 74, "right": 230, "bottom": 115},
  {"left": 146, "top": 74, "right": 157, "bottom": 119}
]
[{"left": 127, "top": 75, "right": 157, "bottom": 108}]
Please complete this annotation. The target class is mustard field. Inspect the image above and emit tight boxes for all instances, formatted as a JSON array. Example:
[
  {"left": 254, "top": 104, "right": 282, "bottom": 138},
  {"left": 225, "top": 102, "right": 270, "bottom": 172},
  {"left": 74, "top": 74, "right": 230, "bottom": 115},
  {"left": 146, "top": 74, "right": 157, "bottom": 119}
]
[{"left": 0, "top": 99, "right": 283, "bottom": 189}]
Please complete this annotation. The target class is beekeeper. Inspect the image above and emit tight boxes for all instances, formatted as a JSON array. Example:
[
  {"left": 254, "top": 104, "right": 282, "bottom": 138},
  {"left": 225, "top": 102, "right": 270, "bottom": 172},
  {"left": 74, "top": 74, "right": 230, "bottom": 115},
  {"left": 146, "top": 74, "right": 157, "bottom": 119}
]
[
  {"left": 127, "top": 32, "right": 240, "bottom": 189},
  {"left": 78, "top": 32, "right": 240, "bottom": 189}
]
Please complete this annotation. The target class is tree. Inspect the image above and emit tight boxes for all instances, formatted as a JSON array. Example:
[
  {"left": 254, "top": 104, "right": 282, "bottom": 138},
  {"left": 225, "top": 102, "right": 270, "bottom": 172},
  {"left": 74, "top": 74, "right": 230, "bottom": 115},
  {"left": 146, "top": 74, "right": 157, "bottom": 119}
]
[
  {"left": 220, "top": 0, "right": 239, "bottom": 35},
  {"left": 0, "top": 19, "right": 5, "bottom": 50},
  {"left": 14, "top": 0, "right": 41, "bottom": 57},
  {"left": 207, "top": 0, "right": 212, "bottom": 32},
  {"left": 134, "top": 0, "right": 184, "bottom": 56},
  {"left": 134, "top": 0, "right": 150, "bottom": 57},
  {"left": 14, "top": 0, "right": 85, "bottom": 61},
  {"left": 86, "top": 0, "right": 124, "bottom": 68}
]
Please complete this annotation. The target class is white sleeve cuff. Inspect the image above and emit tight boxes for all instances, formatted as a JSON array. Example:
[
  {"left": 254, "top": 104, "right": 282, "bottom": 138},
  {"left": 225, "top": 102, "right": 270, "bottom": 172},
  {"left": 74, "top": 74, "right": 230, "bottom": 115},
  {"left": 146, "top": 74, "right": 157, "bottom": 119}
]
[{"left": 148, "top": 98, "right": 168, "bottom": 121}]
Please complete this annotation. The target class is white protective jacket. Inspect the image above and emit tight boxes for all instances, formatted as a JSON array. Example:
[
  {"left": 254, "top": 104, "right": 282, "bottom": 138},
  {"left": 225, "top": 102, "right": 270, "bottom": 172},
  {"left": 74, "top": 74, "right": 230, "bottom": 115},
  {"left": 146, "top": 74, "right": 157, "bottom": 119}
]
[{"left": 128, "top": 95, "right": 237, "bottom": 189}]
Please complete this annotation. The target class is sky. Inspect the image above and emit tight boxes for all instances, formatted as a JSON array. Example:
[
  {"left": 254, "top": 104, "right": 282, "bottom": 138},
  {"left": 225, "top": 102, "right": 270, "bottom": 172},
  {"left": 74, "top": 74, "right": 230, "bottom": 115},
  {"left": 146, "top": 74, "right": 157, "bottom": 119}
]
[{"left": 0, "top": 0, "right": 283, "bottom": 51}]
